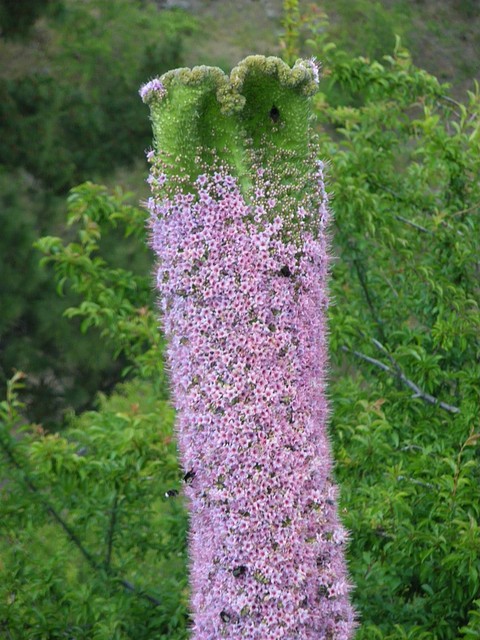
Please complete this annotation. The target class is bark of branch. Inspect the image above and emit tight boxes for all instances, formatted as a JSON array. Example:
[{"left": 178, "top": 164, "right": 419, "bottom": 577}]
[
  {"left": 341, "top": 343, "right": 460, "bottom": 414},
  {"left": 369, "top": 181, "right": 432, "bottom": 233},
  {"left": 394, "top": 213, "right": 431, "bottom": 234}
]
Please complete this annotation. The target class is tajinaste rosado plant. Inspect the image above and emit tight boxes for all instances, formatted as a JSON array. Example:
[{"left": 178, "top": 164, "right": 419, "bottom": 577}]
[{"left": 141, "top": 56, "right": 356, "bottom": 639}]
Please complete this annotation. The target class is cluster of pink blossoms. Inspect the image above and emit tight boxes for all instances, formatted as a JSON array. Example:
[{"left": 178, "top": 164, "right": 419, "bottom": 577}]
[
  {"left": 148, "top": 154, "right": 356, "bottom": 638},
  {"left": 139, "top": 78, "right": 166, "bottom": 102}
]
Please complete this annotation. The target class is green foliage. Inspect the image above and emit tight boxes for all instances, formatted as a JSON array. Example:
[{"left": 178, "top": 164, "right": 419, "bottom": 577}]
[
  {"left": 0, "top": 0, "right": 194, "bottom": 425},
  {"left": 0, "top": 0, "right": 63, "bottom": 39},
  {"left": 0, "top": 186, "right": 187, "bottom": 635},
  {"left": 1, "top": 0, "right": 195, "bottom": 191},
  {"left": 294, "top": 15, "right": 480, "bottom": 639},
  {"left": 1, "top": 186, "right": 188, "bottom": 637},
  {"left": 0, "top": 373, "right": 189, "bottom": 639},
  {"left": 35, "top": 182, "right": 166, "bottom": 385},
  {"left": 280, "top": 0, "right": 302, "bottom": 65},
  {"left": 291, "top": 0, "right": 409, "bottom": 65},
  {"left": 453, "top": 0, "right": 478, "bottom": 20},
  {"left": 327, "top": 0, "right": 408, "bottom": 61},
  {"left": 0, "top": 170, "right": 125, "bottom": 426}
]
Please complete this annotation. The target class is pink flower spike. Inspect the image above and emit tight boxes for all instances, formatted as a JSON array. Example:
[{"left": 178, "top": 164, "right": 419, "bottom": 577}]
[{"left": 143, "top": 56, "right": 356, "bottom": 639}]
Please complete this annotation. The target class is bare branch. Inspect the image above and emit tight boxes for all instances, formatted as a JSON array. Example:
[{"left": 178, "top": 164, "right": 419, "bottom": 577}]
[
  {"left": 439, "top": 94, "right": 463, "bottom": 109},
  {"left": 341, "top": 344, "right": 460, "bottom": 414},
  {"left": 348, "top": 248, "right": 388, "bottom": 344},
  {"left": 394, "top": 214, "right": 430, "bottom": 234},
  {"left": 370, "top": 338, "right": 404, "bottom": 377},
  {"left": 397, "top": 475, "right": 435, "bottom": 490},
  {"left": 448, "top": 202, "right": 480, "bottom": 218},
  {"left": 119, "top": 579, "right": 162, "bottom": 607},
  {"left": 369, "top": 182, "right": 432, "bottom": 233},
  {"left": 342, "top": 346, "right": 391, "bottom": 373},
  {"left": 399, "top": 444, "right": 424, "bottom": 453}
]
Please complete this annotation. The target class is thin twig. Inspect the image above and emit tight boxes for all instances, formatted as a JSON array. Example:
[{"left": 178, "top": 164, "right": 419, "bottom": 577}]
[
  {"left": 341, "top": 344, "right": 460, "bottom": 414},
  {"left": 350, "top": 251, "right": 388, "bottom": 344},
  {"left": 342, "top": 346, "right": 390, "bottom": 373},
  {"left": 0, "top": 432, "right": 162, "bottom": 608},
  {"left": 371, "top": 338, "right": 404, "bottom": 376},
  {"left": 439, "top": 94, "right": 463, "bottom": 109},
  {"left": 399, "top": 444, "right": 424, "bottom": 453},
  {"left": 371, "top": 182, "right": 432, "bottom": 233},
  {"left": 370, "top": 338, "right": 461, "bottom": 414},
  {"left": 0, "top": 435, "right": 98, "bottom": 567},
  {"left": 448, "top": 202, "right": 480, "bottom": 218},
  {"left": 397, "top": 475, "right": 435, "bottom": 490},
  {"left": 119, "top": 579, "right": 162, "bottom": 606},
  {"left": 105, "top": 490, "right": 119, "bottom": 570},
  {"left": 394, "top": 214, "right": 430, "bottom": 234}
]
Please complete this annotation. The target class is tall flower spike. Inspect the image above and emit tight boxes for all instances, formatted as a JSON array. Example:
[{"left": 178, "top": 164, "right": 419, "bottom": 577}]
[{"left": 142, "top": 56, "right": 356, "bottom": 639}]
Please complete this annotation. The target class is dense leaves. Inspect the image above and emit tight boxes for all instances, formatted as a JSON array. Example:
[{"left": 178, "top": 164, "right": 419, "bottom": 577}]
[
  {"left": 0, "top": 0, "right": 62, "bottom": 39},
  {"left": 306, "top": 24, "right": 480, "bottom": 640},
  {"left": 1, "top": 374, "right": 189, "bottom": 640},
  {"left": 0, "top": 0, "right": 195, "bottom": 191},
  {"left": 0, "top": 0, "right": 194, "bottom": 425},
  {"left": 36, "top": 183, "right": 166, "bottom": 384}
]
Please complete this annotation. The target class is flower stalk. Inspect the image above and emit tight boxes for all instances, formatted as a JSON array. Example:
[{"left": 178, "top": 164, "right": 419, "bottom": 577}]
[{"left": 142, "top": 55, "right": 355, "bottom": 639}]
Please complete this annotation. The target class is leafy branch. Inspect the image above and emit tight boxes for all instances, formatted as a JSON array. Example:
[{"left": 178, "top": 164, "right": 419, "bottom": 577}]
[
  {"left": 35, "top": 182, "right": 166, "bottom": 383},
  {"left": 0, "top": 374, "right": 162, "bottom": 608}
]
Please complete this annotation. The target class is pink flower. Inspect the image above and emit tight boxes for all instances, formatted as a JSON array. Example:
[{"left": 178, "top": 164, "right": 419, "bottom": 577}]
[
  {"left": 306, "top": 57, "right": 321, "bottom": 85},
  {"left": 139, "top": 78, "right": 166, "bottom": 102},
  {"left": 148, "top": 160, "right": 356, "bottom": 637}
]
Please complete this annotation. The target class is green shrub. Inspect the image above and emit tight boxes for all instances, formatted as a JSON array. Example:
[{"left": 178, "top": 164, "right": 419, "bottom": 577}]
[
  {"left": 301, "top": 12, "right": 480, "bottom": 639},
  {"left": 0, "top": 0, "right": 63, "bottom": 39},
  {"left": 0, "top": 0, "right": 195, "bottom": 191},
  {"left": 0, "top": 373, "right": 189, "bottom": 640},
  {"left": 0, "top": 170, "right": 132, "bottom": 426}
]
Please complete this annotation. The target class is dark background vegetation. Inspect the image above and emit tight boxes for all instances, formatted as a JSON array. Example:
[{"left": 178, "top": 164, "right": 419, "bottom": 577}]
[
  {"left": 0, "top": 0, "right": 478, "bottom": 426},
  {"left": 0, "top": 1, "right": 479, "bottom": 638}
]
